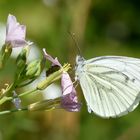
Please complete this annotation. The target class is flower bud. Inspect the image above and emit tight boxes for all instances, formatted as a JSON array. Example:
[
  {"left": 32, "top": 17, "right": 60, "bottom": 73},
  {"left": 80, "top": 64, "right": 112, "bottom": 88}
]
[
  {"left": 37, "top": 69, "right": 62, "bottom": 90},
  {"left": 37, "top": 63, "right": 70, "bottom": 90},
  {"left": 16, "top": 46, "right": 29, "bottom": 68},
  {"left": 14, "top": 46, "right": 30, "bottom": 83},
  {"left": 12, "top": 91, "right": 21, "bottom": 109},
  {"left": 28, "top": 98, "right": 61, "bottom": 111},
  {"left": 26, "top": 58, "right": 45, "bottom": 78},
  {"left": 0, "top": 44, "right": 12, "bottom": 69}
]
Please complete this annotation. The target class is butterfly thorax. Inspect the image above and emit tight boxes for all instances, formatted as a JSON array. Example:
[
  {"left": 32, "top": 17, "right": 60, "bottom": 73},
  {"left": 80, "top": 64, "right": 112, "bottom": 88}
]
[{"left": 75, "top": 55, "right": 86, "bottom": 81}]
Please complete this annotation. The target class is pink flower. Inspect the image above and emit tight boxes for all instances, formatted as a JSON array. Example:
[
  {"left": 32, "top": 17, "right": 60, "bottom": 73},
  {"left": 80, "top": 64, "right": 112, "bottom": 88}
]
[
  {"left": 43, "top": 48, "right": 61, "bottom": 67},
  {"left": 43, "top": 49, "right": 81, "bottom": 112},
  {"left": 5, "top": 14, "right": 27, "bottom": 47},
  {"left": 61, "top": 72, "right": 81, "bottom": 112}
]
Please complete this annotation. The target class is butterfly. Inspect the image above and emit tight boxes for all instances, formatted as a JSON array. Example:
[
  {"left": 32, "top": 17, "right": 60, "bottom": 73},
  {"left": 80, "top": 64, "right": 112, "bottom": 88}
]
[{"left": 75, "top": 55, "right": 140, "bottom": 118}]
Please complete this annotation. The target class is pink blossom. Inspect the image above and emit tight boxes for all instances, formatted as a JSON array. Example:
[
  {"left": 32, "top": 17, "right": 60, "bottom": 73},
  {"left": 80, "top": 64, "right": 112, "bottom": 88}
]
[
  {"left": 43, "top": 49, "right": 81, "bottom": 112},
  {"left": 5, "top": 14, "right": 27, "bottom": 47},
  {"left": 43, "top": 48, "right": 61, "bottom": 67},
  {"left": 61, "top": 72, "right": 81, "bottom": 112}
]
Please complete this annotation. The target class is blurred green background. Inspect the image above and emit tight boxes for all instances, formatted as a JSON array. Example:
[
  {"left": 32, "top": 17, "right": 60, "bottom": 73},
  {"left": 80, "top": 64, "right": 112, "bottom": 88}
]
[{"left": 0, "top": 0, "right": 140, "bottom": 140}]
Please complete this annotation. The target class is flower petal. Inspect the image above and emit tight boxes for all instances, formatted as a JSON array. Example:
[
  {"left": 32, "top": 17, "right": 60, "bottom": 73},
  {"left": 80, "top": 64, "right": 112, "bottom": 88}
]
[
  {"left": 43, "top": 48, "right": 62, "bottom": 67},
  {"left": 61, "top": 72, "right": 81, "bottom": 112},
  {"left": 5, "top": 14, "right": 27, "bottom": 47},
  {"left": 61, "top": 72, "right": 73, "bottom": 95},
  {"left": 61, "top": 90, "right": 81, "bottom": 112}
]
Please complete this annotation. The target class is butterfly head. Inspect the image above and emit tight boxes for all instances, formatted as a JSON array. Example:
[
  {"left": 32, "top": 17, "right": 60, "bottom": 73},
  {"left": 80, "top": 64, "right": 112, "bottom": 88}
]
[
  {"left": 76, "top": 55, "right": 85, "bottom": 64},
  {"left": 75, "top": 55, "right": 85, "bottom": 81}
]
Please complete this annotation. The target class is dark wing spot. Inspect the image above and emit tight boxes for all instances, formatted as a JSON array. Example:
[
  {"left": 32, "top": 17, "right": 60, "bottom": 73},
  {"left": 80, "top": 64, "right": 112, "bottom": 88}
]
[
  {"left": 125, "top": 76, "right": 129, "bottom": 83},
  {"left": 132, "top": 78, "right": 135, "bottom": 82}
]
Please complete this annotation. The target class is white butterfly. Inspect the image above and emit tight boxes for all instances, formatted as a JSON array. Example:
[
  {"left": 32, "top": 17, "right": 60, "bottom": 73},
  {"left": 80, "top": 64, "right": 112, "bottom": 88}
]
[{"left": 75, "top": 55, "right": 140, "bottom": 118}]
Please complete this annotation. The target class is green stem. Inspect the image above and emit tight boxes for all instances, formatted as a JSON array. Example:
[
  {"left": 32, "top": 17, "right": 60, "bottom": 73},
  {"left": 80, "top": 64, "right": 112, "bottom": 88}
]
[
  {"left": 0, "top": 88, "right": 38, "bottom": 105},
  {"left": 19, "top": 88, "right": 38, "bottom": 97},
  {"left": 0, "top": 107, "right": 28, "bottom": 115},
  {"left": 28, "top": 97, "right": 61, "bottom": 111},
  {"left": 16, "top": 78, "right": 35, "bottom": 88},
  {"left": 0, "top": 96, "right": 12, "bottom": 105}
]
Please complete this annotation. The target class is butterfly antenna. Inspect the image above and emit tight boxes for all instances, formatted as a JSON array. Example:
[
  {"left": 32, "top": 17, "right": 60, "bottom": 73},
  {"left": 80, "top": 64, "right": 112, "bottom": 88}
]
[{"left": 68, "top": 31, "right": 82, "bottom": 56}]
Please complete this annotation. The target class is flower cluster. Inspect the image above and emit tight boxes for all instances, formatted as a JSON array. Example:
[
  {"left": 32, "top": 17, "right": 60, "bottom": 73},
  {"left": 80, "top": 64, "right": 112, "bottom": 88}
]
[
  {"left": 0, "top": 14, "right": 81, "bottom": 115},
  {"left": 43, "top": 49, "right": 81, "bottom": 111}
]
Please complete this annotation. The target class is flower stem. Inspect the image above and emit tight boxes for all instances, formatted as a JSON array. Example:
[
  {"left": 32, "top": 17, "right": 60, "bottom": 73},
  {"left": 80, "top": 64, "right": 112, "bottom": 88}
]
[
  {"left": 0, "top": 107, "right": 28, "bottom": 115},
  {"left": 28, "top": 97, "right": 61, "bottom": 111},
  {"left": 0, "top": 96, "right": 12, "bottom": 105},
  {"left": 19, "top": 88, "right": 38, "bottom": 97},
  {"left": 0, "top": 88, "right": 38, "bottom": 105}
]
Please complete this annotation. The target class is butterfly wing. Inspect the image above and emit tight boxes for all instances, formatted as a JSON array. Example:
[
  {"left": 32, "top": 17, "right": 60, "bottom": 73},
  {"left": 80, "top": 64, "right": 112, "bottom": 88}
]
[{"left": 76, "top": 56, "right": 140, "bottom": 118}]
